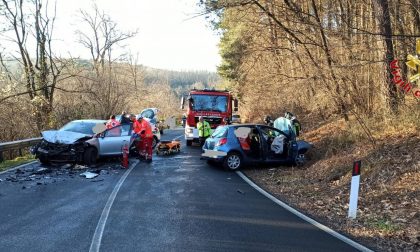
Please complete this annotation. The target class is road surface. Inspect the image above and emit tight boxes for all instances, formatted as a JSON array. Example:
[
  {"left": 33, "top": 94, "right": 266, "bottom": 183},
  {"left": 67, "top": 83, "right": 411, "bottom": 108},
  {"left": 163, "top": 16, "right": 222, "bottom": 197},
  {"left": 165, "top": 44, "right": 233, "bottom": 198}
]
[{"left": 0, "top": 129, "right": 361, "bottom": 252}]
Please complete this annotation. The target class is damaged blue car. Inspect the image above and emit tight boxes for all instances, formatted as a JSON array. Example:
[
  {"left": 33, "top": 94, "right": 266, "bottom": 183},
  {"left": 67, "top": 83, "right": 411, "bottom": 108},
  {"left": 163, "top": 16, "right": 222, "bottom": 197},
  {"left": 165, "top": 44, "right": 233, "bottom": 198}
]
[{"left": 202, "top": 124, "right": 312, "bottom": 170}]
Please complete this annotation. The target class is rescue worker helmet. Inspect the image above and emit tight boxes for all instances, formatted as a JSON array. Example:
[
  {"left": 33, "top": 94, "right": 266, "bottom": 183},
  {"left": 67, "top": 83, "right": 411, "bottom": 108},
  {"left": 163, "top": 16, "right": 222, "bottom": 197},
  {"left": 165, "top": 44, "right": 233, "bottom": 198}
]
[{"left": 285, "top": 112, "right": 294, "bottom": 119}]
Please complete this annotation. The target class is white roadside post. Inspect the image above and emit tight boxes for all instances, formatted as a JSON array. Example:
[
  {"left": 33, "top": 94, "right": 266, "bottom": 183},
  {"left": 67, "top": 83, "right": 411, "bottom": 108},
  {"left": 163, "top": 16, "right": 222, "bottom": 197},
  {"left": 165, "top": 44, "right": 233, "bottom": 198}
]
[{"left": 348, "top": 161, "right": 361, "bottom": 219}]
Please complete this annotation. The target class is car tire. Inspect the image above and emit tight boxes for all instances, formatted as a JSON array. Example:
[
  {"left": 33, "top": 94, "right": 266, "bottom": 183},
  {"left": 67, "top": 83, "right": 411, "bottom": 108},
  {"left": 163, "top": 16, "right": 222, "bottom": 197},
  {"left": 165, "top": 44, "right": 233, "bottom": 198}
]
[
  {"left": 294, "top": 153, "right": 306, "bottom": 166},
  {"left": 38, "top": 156, "right": 50, "bottom": 165},
  {"left": 83, "top": 147, "right": 97, "bottom": 166},
  {"left": 186, "top": 140, "right": 192, "bottom": 146},
  {"left": 223, "top": 152, "right": 242, "bottom": 171}
]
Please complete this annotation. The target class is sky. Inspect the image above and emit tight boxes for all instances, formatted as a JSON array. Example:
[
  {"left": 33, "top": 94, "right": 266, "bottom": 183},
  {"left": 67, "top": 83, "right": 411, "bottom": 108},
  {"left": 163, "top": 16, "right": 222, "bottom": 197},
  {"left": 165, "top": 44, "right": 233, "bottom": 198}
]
[{"left": 53, "top": 0, "right": 221, "bottom": 71}]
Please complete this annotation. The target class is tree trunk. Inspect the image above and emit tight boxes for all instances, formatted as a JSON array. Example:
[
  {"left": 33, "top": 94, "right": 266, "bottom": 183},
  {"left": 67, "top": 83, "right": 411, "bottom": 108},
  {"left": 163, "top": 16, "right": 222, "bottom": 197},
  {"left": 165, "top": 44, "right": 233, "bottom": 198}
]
[{"left": 373, "top": 0, "right": 399, "bottom": 114}]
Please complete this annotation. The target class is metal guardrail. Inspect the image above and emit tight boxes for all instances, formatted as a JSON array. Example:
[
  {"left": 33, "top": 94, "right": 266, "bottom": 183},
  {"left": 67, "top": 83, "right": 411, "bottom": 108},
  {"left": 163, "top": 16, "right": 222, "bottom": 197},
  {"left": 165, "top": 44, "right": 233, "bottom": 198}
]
[{"left": 0, "top": 138, "right": 42, "bottom": 162}]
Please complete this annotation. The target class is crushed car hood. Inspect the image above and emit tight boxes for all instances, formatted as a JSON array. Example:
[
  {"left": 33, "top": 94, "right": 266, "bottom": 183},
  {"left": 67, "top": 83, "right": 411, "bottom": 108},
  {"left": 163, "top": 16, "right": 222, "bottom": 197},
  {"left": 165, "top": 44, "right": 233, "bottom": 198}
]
[{"left": 42, "top": 130, "right": 92, "bottom": 144}]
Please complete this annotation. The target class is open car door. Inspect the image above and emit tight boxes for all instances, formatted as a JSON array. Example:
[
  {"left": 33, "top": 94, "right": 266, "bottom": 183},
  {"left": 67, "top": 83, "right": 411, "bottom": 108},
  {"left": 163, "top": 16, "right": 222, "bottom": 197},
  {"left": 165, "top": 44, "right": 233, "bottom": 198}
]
[
  {"left": 98, "top": 124, "right": 132, "bottom": 156},
  {"left": 258, "top": 126, "right": 291, "bottom": 163},
  {"left": 233, "top": 126, "right": 263, "bottom": 163}
]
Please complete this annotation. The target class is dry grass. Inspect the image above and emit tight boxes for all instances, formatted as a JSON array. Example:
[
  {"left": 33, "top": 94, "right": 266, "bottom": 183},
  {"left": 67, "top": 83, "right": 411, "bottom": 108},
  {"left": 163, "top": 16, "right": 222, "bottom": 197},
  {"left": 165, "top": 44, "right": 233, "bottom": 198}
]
[{"left": 245, "top": 109, "right": 420, "bottom": 251}]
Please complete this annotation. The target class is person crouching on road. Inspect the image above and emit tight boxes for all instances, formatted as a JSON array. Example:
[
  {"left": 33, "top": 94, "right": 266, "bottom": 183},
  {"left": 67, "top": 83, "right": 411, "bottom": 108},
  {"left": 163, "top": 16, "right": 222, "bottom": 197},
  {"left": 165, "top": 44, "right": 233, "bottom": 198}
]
[
  {"left": 133, "top": 115, "right": 153, "bottom": 162},
  {"left": 197, "top": 116, "right": 211, "bottom": 147}
]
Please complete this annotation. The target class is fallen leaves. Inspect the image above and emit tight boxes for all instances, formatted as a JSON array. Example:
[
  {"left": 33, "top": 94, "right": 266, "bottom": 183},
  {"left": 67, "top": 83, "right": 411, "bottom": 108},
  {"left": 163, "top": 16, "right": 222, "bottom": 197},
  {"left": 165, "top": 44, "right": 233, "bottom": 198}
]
[{"left": 245, "top": 128, "right": 420, "bottom": 252}]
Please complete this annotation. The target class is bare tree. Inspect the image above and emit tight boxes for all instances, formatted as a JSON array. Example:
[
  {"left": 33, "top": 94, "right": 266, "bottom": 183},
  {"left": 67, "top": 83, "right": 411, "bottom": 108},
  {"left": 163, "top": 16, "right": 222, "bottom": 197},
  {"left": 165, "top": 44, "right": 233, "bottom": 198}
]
[
  {"left": 75, "top": 3, "right": 137, "bottom": 77},
  {"left": 75, "top": 3, "right": 137, "bottom": 118},
  {"left": 373, "top": 0, "right": 400, "bottom": 113},
  {"left": 0, "top": 0, "right": 62, "bottom": 130}
]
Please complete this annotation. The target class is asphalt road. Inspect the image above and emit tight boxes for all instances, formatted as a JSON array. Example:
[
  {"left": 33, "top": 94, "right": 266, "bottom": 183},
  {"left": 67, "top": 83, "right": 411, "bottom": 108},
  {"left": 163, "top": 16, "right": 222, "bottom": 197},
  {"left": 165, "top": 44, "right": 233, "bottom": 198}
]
[{"left": 0, "top": 129, "right": 360, "bottom": 252}]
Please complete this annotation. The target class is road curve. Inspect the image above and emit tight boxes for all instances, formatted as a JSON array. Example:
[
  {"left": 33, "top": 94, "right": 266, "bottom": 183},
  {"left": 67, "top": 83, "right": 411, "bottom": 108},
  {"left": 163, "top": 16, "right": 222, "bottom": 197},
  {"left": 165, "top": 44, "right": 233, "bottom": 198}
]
[{"left": 0, "top": 129, "right": 361, "bottom": 252}]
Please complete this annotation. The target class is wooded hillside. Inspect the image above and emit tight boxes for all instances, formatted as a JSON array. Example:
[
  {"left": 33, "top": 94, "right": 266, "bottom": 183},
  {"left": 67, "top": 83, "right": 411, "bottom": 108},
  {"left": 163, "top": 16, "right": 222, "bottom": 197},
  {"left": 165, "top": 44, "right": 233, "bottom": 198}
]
[
  {"left": 200, "top": 0, "right": 419, "bottom": 123},
  {"left": 200, "top": 1, "right": 419, "bottom": 251}
]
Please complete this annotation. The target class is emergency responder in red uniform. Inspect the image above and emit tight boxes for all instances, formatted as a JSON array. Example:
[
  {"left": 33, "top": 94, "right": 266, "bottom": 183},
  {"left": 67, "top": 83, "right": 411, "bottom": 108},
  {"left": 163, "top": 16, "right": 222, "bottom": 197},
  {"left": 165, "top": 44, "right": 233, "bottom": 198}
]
[
  {"left": 106, "top": 115, "right": 121, "bottom": 136},
  {"left": 106, "top": 115, "right": 120, "bottom": 129},
  {"left": 133, "top": 115, "right": 153, "bottom": 162}
]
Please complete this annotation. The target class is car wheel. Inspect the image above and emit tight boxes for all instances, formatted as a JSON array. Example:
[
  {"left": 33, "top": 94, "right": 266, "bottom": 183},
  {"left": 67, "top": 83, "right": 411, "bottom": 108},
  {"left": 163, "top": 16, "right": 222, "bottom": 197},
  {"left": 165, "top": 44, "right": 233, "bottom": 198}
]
[
  {"left": 223, "top": 152, "right": 242, "bottom": 171},
  {"left": 186, "top": 140, "right": 192, "bottom": 146},
  {"left": 295, "top": 153, "right": 306, "bottom": 166},
  {"left": 83, "top": 147, "right": 97, "bottom": 166},
  {"left": 152, "top": 136, "right": 158, "bottom": 149},
  {"left": 38, "top": 156, "right": 50, "bottom": 165}
]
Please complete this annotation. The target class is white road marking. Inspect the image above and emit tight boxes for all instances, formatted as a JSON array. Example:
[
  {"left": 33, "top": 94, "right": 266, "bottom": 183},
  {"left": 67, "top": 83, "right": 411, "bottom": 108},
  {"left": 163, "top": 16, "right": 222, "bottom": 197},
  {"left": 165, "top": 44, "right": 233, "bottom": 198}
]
[
  {"left": 89, "top": 159, "right": 139, "bottom": 252},
  {"left": 0, "top": 161, "right": 38, "bottom": 175},
  {"left": 173, "top": 134, "right": 184, "bottom": 140},
  {"left": 236, "top": 171, "right": 373, "bottom": 252}
]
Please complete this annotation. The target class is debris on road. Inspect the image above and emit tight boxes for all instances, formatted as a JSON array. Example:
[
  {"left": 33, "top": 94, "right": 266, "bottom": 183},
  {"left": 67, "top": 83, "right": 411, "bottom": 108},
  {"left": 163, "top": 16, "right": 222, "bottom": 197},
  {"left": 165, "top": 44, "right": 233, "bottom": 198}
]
[
  {"left": 33, "top": 168, "right": 51, "bottom": 175},
  {"left": 91, "top": 179, "right": 104, "bottom": 183},
  {"left": 99, "top": 170, "right": 108, "bottom": 175},
  {"left": 74, "top": 165, "right": 89, "bottom": 170},
  {"left": 24, "top": 166, "right": 35, "bottom": 172},
  {"left": 80, "top": 171, "right": 99, "bottom": 179},
  {"left": 0, "top": 158, "right": 125, "bottom": 188},
  {"left": 15, "top": 168, "right": 25, "bottom": 174},
  {"left": 237, "top": 189, "right": 244, "bottom": 194},
  {"left": 60, "top": 164, "right": 73, "bottom": 169},
  {"left": 6, "top": 175, "right": 18, "bottom": 182}
]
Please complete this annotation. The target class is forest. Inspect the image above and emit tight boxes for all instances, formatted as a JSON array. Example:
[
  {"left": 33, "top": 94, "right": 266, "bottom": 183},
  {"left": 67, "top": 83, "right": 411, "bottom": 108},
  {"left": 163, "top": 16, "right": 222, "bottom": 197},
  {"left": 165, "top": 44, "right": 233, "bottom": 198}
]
[
  {"left": 199, "top": 1, "right": 419, "bottom": 250},
  {"left": 199, "top": 0, "right": 419, "bottom": 124}
]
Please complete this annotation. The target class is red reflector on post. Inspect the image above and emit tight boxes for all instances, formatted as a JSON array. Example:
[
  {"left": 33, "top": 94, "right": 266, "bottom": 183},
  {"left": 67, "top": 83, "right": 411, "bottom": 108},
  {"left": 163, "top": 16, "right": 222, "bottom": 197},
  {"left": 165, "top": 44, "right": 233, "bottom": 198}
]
[{"left": 352, "top": 160, "right": 361, "bottom": 176}]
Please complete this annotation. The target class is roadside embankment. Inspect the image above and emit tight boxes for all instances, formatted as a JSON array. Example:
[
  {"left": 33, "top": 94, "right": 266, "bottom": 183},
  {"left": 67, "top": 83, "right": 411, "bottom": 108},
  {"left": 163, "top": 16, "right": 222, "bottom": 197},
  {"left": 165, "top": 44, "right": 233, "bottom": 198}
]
[{"left": 246, "top": 111, "right": 419, "bottom": 252}]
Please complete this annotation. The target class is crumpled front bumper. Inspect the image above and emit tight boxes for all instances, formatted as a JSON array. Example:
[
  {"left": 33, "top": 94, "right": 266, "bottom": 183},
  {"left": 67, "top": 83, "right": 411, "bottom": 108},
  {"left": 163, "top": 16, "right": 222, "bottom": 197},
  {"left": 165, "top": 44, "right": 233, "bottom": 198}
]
[{"left": 33, "top": 141, "right": 84, "bottom": 162}]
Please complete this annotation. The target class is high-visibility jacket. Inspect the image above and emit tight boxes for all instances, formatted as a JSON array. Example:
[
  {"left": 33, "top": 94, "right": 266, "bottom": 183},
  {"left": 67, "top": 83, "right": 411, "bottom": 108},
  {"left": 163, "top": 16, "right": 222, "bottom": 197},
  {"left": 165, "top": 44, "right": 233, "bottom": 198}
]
[
  {"left": 197, "top": 121, "right": 211, "bottom": 137},
  {"left": 134, "top": 120, "right": 153, "bottom": 138},
  {"left": 106, "top": 119, "right": 120, "bottom": 129}
]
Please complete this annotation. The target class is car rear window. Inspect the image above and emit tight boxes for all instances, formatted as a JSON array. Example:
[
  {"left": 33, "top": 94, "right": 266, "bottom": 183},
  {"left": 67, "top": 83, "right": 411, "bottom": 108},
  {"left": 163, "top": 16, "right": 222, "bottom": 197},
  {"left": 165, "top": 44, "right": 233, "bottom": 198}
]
[
  {"left": 59, "top": 121, "right": 99, "bottom": 135},
  {"left": 212, "top": 126, "right": 228, "bottom": 138}
]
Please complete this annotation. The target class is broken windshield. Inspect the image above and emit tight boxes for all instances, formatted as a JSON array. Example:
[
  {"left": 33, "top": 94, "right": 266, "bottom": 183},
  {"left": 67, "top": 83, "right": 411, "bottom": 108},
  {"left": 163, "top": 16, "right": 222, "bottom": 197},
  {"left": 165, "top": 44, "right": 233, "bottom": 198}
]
[
  {"left": 59, "top": 121, "right": 98, "bottom": 135},
  {"left": 189, "top": 95, "right": 228, "bottom": 112}
]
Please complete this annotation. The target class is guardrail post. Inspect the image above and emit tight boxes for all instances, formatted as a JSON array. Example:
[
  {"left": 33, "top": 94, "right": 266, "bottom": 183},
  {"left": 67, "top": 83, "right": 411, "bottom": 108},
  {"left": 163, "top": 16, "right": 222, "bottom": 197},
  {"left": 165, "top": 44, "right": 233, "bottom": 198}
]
[
  {"left": 0, "top": 151, "right": 3, "bottom": 162},
  {"left": 19, "top": 148, "right": 23, "bottom": 156}
]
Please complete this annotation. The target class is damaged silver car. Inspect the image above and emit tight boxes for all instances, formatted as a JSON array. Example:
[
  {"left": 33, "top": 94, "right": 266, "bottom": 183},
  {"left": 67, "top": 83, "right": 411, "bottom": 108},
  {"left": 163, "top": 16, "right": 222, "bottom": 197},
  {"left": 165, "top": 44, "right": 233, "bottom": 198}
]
[{"left": 32, "top": 119, "right": 134, "bottom": 165}]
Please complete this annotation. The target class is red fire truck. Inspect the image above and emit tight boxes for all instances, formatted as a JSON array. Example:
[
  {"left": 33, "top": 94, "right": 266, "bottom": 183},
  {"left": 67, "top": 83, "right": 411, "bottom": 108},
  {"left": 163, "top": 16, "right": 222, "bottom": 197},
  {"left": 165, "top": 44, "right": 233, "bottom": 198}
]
[{"left": 181, "top": 89, "right": 238, "bottom": 146}]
